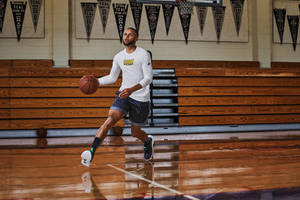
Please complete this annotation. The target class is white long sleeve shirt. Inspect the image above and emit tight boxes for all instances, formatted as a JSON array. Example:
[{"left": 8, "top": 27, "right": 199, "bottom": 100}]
[{"left": 98, "top": 47, "right": 153, "bottom": 102}]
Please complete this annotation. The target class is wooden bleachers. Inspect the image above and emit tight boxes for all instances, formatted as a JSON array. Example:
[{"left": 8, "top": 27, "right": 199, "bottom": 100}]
[
  {"left": 1, "top": 60, "right": 300, "bottom": 131},
  {"left": 176, "top": 63, "right": 300, "bottom": 126},
  {"left": 0, "top": 60, "right": 123, "bottom": 130}
]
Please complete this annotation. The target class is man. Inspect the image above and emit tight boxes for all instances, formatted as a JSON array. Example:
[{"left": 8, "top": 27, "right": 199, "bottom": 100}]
[{"left": 81, "top": 27, "right": 154, "bottom": 167}]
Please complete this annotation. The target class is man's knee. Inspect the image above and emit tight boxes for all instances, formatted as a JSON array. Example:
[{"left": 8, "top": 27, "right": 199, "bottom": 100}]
[{"left": 102, "top": 115, "right": 116, "bottom": 130}]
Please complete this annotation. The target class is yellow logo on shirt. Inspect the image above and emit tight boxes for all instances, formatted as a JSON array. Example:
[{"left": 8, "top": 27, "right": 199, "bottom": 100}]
[{"left": 124, "top": 59, "right": 134, "bottom": 66}]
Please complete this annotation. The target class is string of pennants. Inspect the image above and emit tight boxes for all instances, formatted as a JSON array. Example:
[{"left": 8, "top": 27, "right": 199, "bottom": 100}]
[
  {"left": 273, "top": 5, "right": 300, "bottom": 51},
  {"left": 80, "top": 0, "right": 246, "bottom": 44},
  {"left": 0, "top": 0, "right": 43, "bottom": 41}
]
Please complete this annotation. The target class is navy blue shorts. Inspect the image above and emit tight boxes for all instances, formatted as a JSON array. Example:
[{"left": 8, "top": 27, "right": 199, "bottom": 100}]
[{"left": 111, "top": 91, "right": 150, "bottom": 126}]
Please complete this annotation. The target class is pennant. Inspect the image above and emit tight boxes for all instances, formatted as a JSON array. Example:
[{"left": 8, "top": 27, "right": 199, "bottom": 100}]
[
  {"left": 273, "top": 8, "right": 286, "bottom": 44},
  {"left": 230, "top": 0, "right": 244, "bottom": 36},
  {"left": 212, "top": 6, "right": 226, "bottom": 42},
  {"left": 287, "top": 15, "right": 299, "bottom": 51},
  {"left": 196, "top": 6, "right": 207, "bottom": 36},
  {"left": 97, "top": 0, "right": 110, "bottom": 33},
  {"left": 10, "top": 1, "right": 27, "bottom": 41},
  {"left": 145, "top": 5, "right": 160, "bottom": 44},
  {"left": 178, "top": 11, "right": 191, "bottom": 44},
  {"left": 162, "top": 4, "right": 174, "bottom": 35},
  {"left": 177, "top": 1, "right": 193, "bottom": 15},
  {"left": 113, "top": 3, "right": 128, "bottom": 43},
  {"left": 129, "top": 0, "right": 143, "bottom": 35},
  {"left": 81, "top": 2, "right": 97, "bottom": 42},
  {"left": 0, "top": 0, "right": 7, "bottom": 33},
  {"left": 28, "top": 0, "right": 42, "bottom": 32}
]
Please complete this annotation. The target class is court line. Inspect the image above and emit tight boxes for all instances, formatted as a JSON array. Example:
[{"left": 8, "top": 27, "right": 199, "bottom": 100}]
[{"left": 107, "top": 164, "right": 201, "bottom": 200}]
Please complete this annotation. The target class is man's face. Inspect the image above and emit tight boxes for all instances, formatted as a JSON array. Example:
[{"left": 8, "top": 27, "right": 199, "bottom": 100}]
[{"left": 123, "top": 29, "right": 138, "bottom": 46}]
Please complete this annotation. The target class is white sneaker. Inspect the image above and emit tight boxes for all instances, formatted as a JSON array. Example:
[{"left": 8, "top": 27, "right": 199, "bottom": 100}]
[{"left": 81, "top": 150, "right": 92, "bottom": 167}]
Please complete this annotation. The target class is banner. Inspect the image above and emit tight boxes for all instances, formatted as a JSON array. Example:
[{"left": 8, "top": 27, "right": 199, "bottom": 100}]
[
  {"left": 162, "top": 4, "right": 174, "bottom": 36},
  {"left": 273, "top": 8, "right": 286, "bottom": 44},
  {"left": 10, "top": 1, "right": 27, "bottom": 41},
  {"left": 287, "top": 15, "right": 299, "bottom": 51},
  {"left": 178, "top": 11, "right": 191, "bottom": 44},
  {"left": 81, "top": 2, "right": 97, "bottom": 42},
  {"left": 97, "top": 0, "right": 110, "bottom": 33},
  {"left": 75, "top": 0, "right": 248, "bottom": 43},
  {"left": 28, "top": 0, "right": 42, "bottom": 32},
  {"left": 113, "top": 3, "right": 128, "bottom": 43},
  {"left": 145, "top": 5, "right": 160, "bottom": 44},
  {"left": 230, "top": 0, "right": 244, "bottom": 36},
  {"left": 0, "top": 0, "right": 7, "bottom": 33},
  {"left": 129, "top": 0, "right": 143, "bottom": 35},
  {"left": 212, "top": 6, "right": 226, "bottom": 42},
  {"left": 196, "top": 6, "right": 207, "bottom": 36}
]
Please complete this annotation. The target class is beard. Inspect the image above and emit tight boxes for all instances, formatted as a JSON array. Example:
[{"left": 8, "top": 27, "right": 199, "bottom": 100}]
[{"left": 123, "top": 39, "right": 135, "bottom": 46}]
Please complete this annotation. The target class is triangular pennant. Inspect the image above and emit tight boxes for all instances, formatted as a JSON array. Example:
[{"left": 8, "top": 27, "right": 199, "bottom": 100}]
[
  {"left": 113, "top": 3, "right": 128, "bottom": 43},
  {"left": 162, "top": 4, "right": 174, "bottom": 35},
  {"left": 10, "top": 1, "right": 27, "bottom": 41},
  {"left": 230, "top": 0, "right": 244, "bottom": 36},
  {"left": 81, "top": 2, "right": 97, "bottom": 42},
  {"left": 273, "top": 8, "right": 286, "bottom": 44},
  {"left": 196, "top": 6, "right": 207, "bottom": 36},
  {"left": 97, "top": 0, "right": 110, "bottom": 33},
  {"left": 177, "top": 1, "right": 193, "bottom": 15},
  {"left": 28, "top": 0, "right": 42, "bottom": 32},
  {"left": 145, "top": 5, "right": 160, "bottom": 44},
  {"left": 178, "top": 11, "right": 191, "bottom": 44},
  {"left": 212, "top": 6, "right": 226, "bottom": 42},
  {"left": 129, "top": 0, "right": 143, "bottom": 35},
  {"left": 287, "top": 15, "right": 299, "bottom": 51},
  {"left": 0, "top": 0, "right": 8, "bottom": 33}
]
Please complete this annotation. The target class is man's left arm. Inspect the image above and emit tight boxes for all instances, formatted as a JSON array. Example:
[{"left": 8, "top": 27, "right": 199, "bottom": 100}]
[{"left": 119, "top": 53, "right": 153, "bottom": 99}]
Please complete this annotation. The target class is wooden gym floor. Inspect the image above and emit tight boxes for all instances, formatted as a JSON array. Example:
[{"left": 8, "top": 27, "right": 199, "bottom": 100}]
[{"left": 1, "top": 131, "right": 300, "bottom": 200}]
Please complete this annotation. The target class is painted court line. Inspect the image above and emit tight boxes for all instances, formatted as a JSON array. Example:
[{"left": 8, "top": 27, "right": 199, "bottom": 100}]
[{"left": 107, "top": 164, "right": 201, "bottom": 200}]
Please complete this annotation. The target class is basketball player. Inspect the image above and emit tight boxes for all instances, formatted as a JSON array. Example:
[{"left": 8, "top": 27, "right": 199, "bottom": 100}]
[{"left": 81, "top": 27, "right": 154, "bottom": 167}]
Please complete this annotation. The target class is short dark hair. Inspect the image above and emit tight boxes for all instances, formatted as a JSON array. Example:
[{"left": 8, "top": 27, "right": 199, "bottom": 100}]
[{"left": 126, "top": 27, "right": 138, "bottom": 37}]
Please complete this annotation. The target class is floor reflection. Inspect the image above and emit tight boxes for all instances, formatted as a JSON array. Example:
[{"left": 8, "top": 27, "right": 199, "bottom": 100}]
[
  {"left": 128, "top": 161, "right": 155, "bottom": 198},
  {"left": 2, "top": 135, "right": 300, "bottom": 200},
  {"left": 81, "top": 171, "right": 107, "bottom": 199},
  {"left": 81, "top": 161, "right": 156, "bottom": 200}
]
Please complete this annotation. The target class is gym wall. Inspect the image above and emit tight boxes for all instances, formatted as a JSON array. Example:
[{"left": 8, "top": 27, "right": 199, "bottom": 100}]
[{"left": 0, "top": 0, "right": 299, "bottom": 67}]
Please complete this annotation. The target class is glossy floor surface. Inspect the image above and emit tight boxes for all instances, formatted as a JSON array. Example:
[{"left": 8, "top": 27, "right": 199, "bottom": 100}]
[{"left": 1, "top": 131, "right": 300, "bottom": 200}]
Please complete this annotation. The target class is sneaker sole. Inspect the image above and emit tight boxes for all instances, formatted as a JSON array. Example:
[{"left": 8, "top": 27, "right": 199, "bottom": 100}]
[
  {"left": 81, "top": 150, "right": 91, "bottom": 167},
  {"left": 81, "top": 159, "right": 90, "bottom": 167}
]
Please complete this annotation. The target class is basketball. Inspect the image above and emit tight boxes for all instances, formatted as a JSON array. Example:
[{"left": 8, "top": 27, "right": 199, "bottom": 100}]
[{"left": 79, "top": 75, "right": 99, "bottom": 94}]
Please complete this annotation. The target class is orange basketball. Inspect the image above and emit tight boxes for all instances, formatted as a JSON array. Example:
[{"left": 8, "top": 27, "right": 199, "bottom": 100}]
[{"left": 79, "top": 75, "right": 99, "bottom": 94}]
